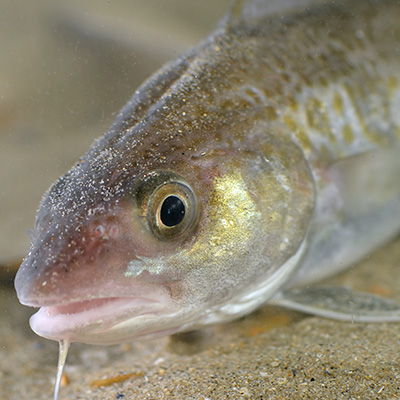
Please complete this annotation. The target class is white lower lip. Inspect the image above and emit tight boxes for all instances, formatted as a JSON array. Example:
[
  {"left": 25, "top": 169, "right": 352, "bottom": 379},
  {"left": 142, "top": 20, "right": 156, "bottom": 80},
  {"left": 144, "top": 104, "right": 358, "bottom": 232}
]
[{"left": 29, "top": 297, "right": 172, "bottom": 343}]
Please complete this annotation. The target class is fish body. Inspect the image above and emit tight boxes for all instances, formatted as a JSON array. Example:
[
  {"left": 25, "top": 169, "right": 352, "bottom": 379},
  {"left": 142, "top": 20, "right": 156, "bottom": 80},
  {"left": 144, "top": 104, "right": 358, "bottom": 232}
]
[{"left": 15, "top": 0, "right": 400, "bottom": 347}]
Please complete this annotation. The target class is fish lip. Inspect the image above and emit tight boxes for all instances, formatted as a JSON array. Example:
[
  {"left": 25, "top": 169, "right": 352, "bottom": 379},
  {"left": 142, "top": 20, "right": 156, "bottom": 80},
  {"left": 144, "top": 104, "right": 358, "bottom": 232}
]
[
  {"left": 29, "top": 295, "right": 178, "bottom": 343},
  {"left": 42, "top": 296, "right": 164, "bottom": 316}
]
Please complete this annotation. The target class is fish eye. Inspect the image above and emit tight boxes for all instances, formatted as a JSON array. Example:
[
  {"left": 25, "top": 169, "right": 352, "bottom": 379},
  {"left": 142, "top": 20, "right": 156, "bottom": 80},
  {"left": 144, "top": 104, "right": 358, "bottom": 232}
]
[
  {"left": 160, "top": 195, "right": 185, "bottom": 227},
  {"left": 136, "top": 171, "right": 198, "bottom": 240}
]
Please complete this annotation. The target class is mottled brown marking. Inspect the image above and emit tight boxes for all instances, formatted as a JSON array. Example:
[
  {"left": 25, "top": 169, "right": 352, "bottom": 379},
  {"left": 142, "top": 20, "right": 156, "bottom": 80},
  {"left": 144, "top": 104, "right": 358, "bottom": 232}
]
[
  {"left": 342, "top": 82, "right": 386, "bottom": 146},
  {"left": 333, "top": 92, "right": 343, "bottom": 115},
  {"left": 342, "top": 123, "right": 355, "bottom": 144},
  {"left": 388, "top": 76, "right": 399, "bottom": 97},
  {"left": 297, "top": 129, "right": 314, "bottom": 152},
  {"left": 305, "top": 97, "right": 336, "bottom": 144}
]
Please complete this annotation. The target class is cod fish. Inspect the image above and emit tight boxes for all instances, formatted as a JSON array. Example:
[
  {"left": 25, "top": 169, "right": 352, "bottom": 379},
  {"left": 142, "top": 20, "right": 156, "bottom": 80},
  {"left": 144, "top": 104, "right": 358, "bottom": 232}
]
[{"left": 15, "top": 0, "right": 400, "bottom": 398}]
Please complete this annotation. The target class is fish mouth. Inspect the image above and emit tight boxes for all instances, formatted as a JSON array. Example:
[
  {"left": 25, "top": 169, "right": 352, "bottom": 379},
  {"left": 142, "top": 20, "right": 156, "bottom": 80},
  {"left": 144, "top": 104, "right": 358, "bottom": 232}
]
[{"left": 29, "top": 295, "right": 179, "bottom": 344}]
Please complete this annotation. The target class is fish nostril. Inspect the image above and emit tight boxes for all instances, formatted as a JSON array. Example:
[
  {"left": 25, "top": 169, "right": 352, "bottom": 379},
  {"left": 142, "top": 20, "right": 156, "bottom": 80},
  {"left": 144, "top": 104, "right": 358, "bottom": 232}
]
[
  {"left": 91, "top": 222, "right": 120, "bottom": 240},
  {"left": 93, "top": 225, "right": 106, "bottom": 238},
  {"left": 109, "top": 225, "right": 120, "bottom": 239}
]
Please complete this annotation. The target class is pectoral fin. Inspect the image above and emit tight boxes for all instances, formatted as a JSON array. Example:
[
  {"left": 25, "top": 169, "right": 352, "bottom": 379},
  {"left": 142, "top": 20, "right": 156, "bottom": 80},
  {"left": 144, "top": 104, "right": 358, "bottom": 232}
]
[
  {"left": 271, "top": 286, "right": 400, "bottom": 322},
  {"left": 289, "top": 148, "right": 400, "bottom": 286}
]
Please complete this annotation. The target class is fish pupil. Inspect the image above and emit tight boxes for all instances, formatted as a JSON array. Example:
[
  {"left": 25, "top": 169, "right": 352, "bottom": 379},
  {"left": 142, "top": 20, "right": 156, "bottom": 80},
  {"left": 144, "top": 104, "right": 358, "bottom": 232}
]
[{"left": 160, "top": 196, "right": 185, "bottom": 227}]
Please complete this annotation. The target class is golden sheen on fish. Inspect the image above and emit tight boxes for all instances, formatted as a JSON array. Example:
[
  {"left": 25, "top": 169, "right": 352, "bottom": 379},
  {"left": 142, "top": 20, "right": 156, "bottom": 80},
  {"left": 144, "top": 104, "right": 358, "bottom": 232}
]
[{"left": 15, "top": 0, "right": 400, "bottom": 349}]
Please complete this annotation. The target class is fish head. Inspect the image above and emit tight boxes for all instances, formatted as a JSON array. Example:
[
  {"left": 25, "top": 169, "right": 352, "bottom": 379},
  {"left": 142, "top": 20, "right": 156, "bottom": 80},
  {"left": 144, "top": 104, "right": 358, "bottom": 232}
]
[{"left": 15, "top": 79, "right": 314, "bottom": 345}]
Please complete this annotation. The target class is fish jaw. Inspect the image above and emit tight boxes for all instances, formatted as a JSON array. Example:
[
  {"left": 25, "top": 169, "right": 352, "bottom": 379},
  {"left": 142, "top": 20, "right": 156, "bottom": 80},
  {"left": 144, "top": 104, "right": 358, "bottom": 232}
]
[
  {"left": 29, "top": 291, "right": 183, "bottom": 345},
  {"left": 15, "top": 221, "right": 190, "bottom": 344},
  {"left": 14, "top": 198, "right": 191, "bottom": 344}
]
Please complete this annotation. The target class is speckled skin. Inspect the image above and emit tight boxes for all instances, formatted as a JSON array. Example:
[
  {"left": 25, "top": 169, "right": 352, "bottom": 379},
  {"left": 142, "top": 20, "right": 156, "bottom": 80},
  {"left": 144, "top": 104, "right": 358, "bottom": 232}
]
[{"left": 15, "top": 0, "right": 400, "bottom": 344}]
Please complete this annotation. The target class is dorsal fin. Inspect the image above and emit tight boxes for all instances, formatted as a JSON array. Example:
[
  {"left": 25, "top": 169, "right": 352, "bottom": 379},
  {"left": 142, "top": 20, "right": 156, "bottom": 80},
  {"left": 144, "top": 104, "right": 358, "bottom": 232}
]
[
  {"left": 225, "top": 0, "right": 246, "bottom": 29},
  {"left": 223, "top": 0, "right": 331, "bottom": 30}
]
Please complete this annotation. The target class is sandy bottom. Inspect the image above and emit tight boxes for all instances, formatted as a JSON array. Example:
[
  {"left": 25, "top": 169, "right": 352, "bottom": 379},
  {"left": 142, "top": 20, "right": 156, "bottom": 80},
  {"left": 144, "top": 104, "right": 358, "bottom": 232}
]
[{"left": 2, "top": 236, "right": 400, "bottom": 400}]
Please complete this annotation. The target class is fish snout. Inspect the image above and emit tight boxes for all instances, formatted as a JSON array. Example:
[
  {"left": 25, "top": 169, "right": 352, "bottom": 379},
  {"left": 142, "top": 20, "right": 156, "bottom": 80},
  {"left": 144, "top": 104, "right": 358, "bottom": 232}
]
[{"left": 15, "top": 216, "right": 126, "bottom": 306}]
